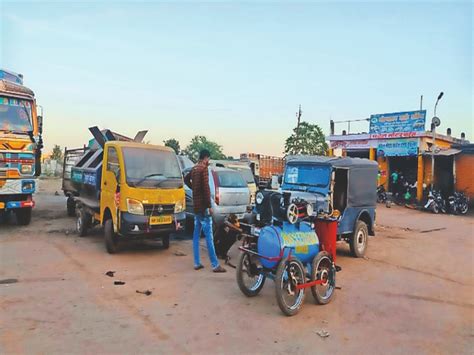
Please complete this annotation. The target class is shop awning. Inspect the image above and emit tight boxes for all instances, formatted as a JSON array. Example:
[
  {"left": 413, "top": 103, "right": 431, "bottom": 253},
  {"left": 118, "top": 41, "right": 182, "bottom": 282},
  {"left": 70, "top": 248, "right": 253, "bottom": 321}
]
[{"left": 423, "top": 148, "right": 461, "bottom": 156}]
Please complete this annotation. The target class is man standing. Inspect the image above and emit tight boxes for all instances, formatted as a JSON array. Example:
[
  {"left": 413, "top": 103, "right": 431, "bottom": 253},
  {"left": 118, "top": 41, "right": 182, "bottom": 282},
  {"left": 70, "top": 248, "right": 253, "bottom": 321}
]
[{"left": 184, "top": 149, "right": 226, "bottom": 273}]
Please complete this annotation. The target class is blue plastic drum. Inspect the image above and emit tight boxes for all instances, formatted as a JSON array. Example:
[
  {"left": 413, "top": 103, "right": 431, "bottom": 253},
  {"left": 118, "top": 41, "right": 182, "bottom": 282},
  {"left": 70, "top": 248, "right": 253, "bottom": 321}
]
[{"left": 257, "top": 222, "right": 319, "bottom": 269}]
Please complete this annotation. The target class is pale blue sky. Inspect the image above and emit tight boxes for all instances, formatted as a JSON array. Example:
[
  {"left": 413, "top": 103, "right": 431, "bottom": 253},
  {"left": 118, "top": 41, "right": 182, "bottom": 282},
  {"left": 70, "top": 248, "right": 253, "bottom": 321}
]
[{"left": 1, "top": 1, "right": 472, "bottom": 156}]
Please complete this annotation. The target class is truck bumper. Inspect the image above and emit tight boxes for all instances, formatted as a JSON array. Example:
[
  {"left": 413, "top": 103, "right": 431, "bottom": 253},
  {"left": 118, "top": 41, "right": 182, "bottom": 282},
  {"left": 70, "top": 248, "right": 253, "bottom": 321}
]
[{"left": 119, "top": 211, "right": 186, "bottom": 237}]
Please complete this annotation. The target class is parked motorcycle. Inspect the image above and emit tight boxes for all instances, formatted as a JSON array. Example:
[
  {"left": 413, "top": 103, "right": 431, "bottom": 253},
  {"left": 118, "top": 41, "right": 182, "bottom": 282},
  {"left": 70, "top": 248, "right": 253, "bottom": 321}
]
[
  {"left": 377, "top": 185, "right": 387, "bottom": 203},
  {"left": 447, "top": 191, "right": 469, "bottom": 215},
  {"left": 424, "top": 190, "right": 446, "bottom": 214}
]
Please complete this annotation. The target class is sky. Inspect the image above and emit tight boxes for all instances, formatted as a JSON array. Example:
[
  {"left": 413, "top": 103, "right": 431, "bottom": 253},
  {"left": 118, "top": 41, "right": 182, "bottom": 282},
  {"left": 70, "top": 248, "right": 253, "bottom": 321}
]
[{"left": 1, "top": 0, "right": 472, "bottom": 157}]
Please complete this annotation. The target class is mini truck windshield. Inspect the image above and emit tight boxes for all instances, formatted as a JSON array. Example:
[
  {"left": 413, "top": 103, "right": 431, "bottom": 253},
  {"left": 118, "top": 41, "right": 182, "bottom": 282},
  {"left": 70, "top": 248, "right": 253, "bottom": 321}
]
[
  {"left": 0, "top": 97, "right": 33, "bottom": 133},
  {"left": 122, "top": 147, "right": 182, "bottom": 188},
  {"left": 284, "top": 163, "right": 330, "bottom": 188}
]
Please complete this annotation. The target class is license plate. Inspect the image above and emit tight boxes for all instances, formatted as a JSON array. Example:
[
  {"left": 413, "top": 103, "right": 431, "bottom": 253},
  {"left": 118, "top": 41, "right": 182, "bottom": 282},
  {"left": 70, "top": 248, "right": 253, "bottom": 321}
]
[{"left": 149, "top": 215, "right": 173, "bottom": 225}]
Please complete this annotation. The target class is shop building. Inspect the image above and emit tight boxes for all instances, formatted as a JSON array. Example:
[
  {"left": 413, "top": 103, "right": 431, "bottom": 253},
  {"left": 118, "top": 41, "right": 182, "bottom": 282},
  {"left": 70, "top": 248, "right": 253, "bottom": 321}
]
[{"left": 328, "top": 110, "right": 469, "bottom": 202}]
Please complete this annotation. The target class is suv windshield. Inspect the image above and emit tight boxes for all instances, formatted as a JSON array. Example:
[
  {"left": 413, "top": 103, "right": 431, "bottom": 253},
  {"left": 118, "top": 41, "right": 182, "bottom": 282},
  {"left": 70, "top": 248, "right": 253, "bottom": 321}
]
[
  {"left": 122, "top": 147, "right": 182, "bottom": 188},
  {"left": 284, "top": 164, "right": 330, "bottom": 187},
  {"left": 216, "top": 170, "right": 247, "bottom": 188},
  {"left": 0, "top": 97, "right": 33, "bottom": 133}
]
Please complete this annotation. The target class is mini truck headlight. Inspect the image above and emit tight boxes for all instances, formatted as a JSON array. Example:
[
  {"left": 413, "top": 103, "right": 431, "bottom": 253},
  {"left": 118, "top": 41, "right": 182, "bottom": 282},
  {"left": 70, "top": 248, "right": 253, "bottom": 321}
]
[
  {"left": 174, "top": 200, "right": 185, "bottom": 213},
  {"left": 126, "top": 198, "right": 144, "bottom": 215},
  {"left": 21, "top": 164, "right": 33, "bottom": 174}
]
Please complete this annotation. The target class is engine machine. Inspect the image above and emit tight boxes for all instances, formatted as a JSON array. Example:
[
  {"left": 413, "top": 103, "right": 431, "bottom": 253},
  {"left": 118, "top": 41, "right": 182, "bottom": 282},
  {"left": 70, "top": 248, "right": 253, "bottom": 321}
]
[{"left": 236, "top": 190, "right": 339, "bottom": 316}]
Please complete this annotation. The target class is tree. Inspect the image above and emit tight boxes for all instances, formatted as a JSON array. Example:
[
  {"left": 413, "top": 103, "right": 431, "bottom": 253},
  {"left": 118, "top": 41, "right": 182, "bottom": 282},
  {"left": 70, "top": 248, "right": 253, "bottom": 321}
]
[
  {"left": 284, "top": 121, "right": 328, "bottom": 156},
  {"left": 51, "top": 145, "right": 63, "bottom": 162},
  {"left": 184, "top": 135, "right": 226, "bottom": 162},
  {"left": 163, "top": 138, "right": 181, "bottom": 154}
]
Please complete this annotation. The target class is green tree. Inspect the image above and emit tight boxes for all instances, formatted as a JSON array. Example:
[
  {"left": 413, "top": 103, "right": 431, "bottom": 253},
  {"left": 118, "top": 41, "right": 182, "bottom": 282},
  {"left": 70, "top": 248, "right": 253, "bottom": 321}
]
[
  {"left": 184, "top": 135, "right": 226, "bottom": 162},
  {"left": 284, "top": 121, "right": 328, "bottom": 156},
  {"left": 163, "top": 138, "right": 181, "bottom": 154},
  {"left": 51, "top": 145, "right": 63, "bottom": 162}
]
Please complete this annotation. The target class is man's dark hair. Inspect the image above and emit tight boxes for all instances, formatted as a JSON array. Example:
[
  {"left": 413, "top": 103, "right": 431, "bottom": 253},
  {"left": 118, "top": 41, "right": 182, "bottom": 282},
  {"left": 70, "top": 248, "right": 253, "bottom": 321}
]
[{"left": 199, "top": 149, "right": 211, "bottom": 160}]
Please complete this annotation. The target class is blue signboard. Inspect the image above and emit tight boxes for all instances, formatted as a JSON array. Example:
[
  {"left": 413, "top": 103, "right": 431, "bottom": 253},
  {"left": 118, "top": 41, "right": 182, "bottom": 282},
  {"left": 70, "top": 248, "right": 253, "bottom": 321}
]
[
  {"left": 370, "top": 110, "right": 426, "bottom": 134},
  {"left": 377, "top": 139, "right": 418, "bottom": 157}
]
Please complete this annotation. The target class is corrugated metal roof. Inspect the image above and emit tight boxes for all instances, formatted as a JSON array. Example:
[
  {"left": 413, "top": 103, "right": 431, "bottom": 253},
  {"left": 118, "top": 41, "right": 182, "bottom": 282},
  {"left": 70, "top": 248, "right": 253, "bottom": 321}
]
[{"left": 286, "top": 155, "right": 378, "bottom": 168}]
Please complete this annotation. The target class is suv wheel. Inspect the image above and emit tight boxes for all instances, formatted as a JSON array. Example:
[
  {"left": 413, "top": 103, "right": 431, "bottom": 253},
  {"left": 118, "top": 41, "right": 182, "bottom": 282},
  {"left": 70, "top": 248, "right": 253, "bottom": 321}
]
[{"left": 349, "top": 220, "right": 368, "bottom": 258}]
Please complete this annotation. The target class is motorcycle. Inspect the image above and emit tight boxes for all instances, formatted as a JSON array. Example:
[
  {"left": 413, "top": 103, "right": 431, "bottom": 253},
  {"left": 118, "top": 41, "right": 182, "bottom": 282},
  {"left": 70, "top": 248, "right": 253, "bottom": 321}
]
[
  {"left": 424, "top": 190, "right": 446, "bottom": 214},
  {"left": 447, "top": 191, "right": 469, "bottom": 215},
  {"left": 377, "top": 185, "right": 387, "bottom": 203}
]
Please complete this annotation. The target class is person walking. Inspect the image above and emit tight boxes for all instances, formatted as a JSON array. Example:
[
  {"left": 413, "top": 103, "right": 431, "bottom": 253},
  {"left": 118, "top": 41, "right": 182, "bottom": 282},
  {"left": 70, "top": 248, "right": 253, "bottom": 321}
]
[{"left": 184, "top": 149, "right": 226, "bottom": 273}]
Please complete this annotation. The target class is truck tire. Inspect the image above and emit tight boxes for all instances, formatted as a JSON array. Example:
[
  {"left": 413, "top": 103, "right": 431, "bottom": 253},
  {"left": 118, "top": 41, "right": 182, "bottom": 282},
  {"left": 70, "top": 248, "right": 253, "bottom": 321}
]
[
  {"left": 15, "top": 208, "right": 32, "bottom": 226},
  {"left": 104, "top": 219, "right": 119, "bottom": 254},
  {"left": 67, "top": 197, "right": 76, "bottom": 217},
  {"left": 76, "top": 208, "right": 91, "bottom": 237},
  {"left": 162, "top": 234, "right": 170, "bottom": 249},
  {"left": 349, "top": 220, "right": 368, "bottom": 258}
]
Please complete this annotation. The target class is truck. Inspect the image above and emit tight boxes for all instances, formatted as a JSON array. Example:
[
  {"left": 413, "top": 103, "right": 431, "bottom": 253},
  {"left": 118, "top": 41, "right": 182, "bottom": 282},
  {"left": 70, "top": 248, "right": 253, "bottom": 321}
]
[
  {"left": 62, "top": 127, "right": 186, "bottom": 254},
  {"left": 0, "top": 69, "right": 44, "bottom": 225},
  {"left": 240, "top": 153, "right": 285, "bottom": 189}
]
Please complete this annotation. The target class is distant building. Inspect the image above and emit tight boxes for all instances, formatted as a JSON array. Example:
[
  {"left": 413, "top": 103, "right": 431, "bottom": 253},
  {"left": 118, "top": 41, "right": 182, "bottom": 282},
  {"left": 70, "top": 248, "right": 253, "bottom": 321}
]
[{"left": 328, "top": 110, "right": 470, "bottom": 201}]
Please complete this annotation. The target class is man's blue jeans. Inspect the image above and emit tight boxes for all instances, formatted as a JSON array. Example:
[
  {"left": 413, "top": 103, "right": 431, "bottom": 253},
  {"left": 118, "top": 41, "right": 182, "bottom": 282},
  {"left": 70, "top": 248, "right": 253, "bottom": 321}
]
[{"left": 193, "top": 212, "right": 219, "bottom": 269}]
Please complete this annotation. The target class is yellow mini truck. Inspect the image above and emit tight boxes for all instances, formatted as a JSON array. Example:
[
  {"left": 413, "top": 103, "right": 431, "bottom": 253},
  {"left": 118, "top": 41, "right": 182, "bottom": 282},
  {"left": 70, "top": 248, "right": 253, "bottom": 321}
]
[{"left": 63, "top": 127, "right": 185, "bottom": 254}]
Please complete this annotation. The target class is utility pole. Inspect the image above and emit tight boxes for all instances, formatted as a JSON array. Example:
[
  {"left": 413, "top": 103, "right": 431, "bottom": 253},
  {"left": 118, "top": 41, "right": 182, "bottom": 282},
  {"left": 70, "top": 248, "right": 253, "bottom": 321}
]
[
  {"left": 295, "top": 104, "right": 302, "bottom": 149},
  {"left": 431, "top": 92, "right": 444, "bottom": 190}
]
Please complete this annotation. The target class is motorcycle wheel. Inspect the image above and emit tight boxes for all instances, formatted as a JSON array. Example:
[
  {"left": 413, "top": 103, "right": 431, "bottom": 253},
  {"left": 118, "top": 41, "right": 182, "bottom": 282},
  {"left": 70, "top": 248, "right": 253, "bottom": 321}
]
[
  {"left": 275, "top": 258, "right": 306, "bottom": 316},
  {"left": 236, "top": 252, "right": 266, "bottom": 297},
  {"left": 432, "top": 204, "right": 439, "bottom": 214},
  {"left": 311, "top": 251, "right": 336, "bottom": 305},
  {"left": 459, "top": 202, "right": 469, "bottom": 215}
]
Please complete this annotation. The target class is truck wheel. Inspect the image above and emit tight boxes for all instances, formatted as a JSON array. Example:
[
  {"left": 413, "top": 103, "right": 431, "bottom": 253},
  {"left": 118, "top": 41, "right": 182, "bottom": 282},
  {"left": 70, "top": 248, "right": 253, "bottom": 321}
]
[
  {"left": 76, "top": 208, "right": 91, "bottom": 237},
  {"left": 67, "top": 197, "right": 76, "bottom": 217},
  {"left": 162, "top": 234, "right": 170, "bottom": 249},
  {"left": 349, "top": 220, "right": 368, "bottom": 258},
  {"left": 15, "top": 208, "right": 32, "bottom": 226},
  {"left": 104, "top": 219, "right": 119, "bottom": 254}
]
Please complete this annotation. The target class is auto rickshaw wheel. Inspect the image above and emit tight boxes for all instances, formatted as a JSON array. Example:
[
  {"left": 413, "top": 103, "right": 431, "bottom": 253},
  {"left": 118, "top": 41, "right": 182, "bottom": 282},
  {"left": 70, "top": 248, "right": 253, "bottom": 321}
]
[
  {"left": 275, "top": 258, "right": 306, "bottom": 316},
  {"left": 349, "top": 220, "right": 368, "bottom": 258},
  {"left": 236, "top": 252, "right": 266, "bottom": 297},
  {"left": 104, "top": 219, "right": 119, "bottom": 254},
  {"left": 311, "top": 251, "right": 336, "bottom": 305}
]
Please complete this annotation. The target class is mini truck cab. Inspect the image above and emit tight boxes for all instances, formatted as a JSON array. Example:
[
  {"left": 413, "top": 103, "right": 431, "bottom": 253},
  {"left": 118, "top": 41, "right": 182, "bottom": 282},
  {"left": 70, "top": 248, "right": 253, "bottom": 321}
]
[
  {"left": 0, "top": 69, "right": 43, "bottom": 225},
  {"left": 66, "top": 127, "right": 185, "bottom": 254},
  {"left": 280, "top": 155, "right": 378, "bottom": 257}
]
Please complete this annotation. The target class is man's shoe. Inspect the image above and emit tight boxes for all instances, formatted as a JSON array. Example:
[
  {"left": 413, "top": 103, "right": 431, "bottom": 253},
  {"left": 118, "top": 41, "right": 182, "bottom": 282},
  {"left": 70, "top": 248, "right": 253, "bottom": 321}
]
[
  {"left": 194, "top": 264, "right": 204, "bottom": 270},
  {"left": 213, "top": 265, "right": 227, "bottom": 273}
]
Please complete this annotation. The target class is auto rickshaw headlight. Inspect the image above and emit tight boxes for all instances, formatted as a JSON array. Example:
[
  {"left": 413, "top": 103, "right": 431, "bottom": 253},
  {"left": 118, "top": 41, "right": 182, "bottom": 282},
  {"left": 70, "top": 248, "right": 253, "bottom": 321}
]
[
  {"left": 306, "top": 203, "right": 314, "bottom": 216},
  {"left": 256, "top": 192, "right": 264, "bottom": 205},
  {"left": 174, "top": 200, "right": 185, "bottom": 213},
  {"left": 126, "top": 198, "right": 144, "bottom": 215}
]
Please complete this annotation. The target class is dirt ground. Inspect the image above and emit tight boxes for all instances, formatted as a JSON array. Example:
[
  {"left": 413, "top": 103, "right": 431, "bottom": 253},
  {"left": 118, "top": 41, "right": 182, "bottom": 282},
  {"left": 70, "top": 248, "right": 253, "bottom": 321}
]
[{"left": 1, "top": 178, "right": 473, "bottom": 354}]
